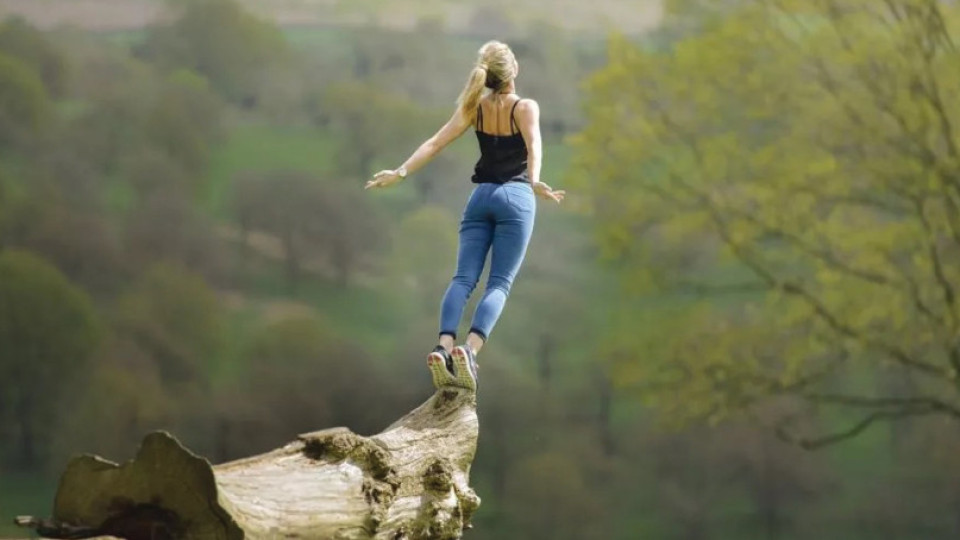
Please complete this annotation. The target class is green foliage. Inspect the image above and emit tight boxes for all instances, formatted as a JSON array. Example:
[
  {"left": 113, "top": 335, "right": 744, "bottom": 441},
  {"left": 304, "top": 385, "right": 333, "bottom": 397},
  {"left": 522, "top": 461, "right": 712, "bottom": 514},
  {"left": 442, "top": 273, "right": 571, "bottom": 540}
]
[
  {"left": 388, "top": 206, "right": 458, "bottom": 315},
  {"left": 314, "top": 80, "right": 445, "bottom": 178},
  {"left": 115, "top": 263, "right": 225, "bottom": 386},
  {"left": 504, "top": 451, "right": 605, "bottom": 539},
  {"left": 144, "top": 69, "right": 224, "bottom": 178},
  {"left": 0, "top": 17, "right": 68, "bottom": 97},
  {"left": 0, "top": 249, "right": 101, "bottom": 467},
  {"left": 0, "top": 51, "right": 48, "bottom": 149},
  {"left": 52, "top": 340, "right": 175, "bottom": 465},
  {"left": 140, "top": 0, "right": 289, "bottom": 105},
  {"left": 511, "top": 23, "right": 590, "bottom": 135},
  {"left": 232, "top": 170, "right": 385, "bottom": 289},
  {"left": 573, "top": 1, "right": 960, "bottom": 438},
  {"left": 56, "top": 59, "right": 223, "bottom": 201},
  {"left": 203, "top": 124, "right": 338, "bottom": 215},
  {"left": 218, "top": 313, "right": 399, "bottom": 454},
  {"left": 18, "top": 205, "right": 124, "bottom": 294}
]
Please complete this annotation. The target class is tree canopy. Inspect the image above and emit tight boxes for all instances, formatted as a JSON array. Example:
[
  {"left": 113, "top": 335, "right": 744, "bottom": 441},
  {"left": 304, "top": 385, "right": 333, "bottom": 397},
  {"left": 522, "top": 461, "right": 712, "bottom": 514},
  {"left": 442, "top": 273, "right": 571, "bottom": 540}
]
[
  {"left": 0, "top": 250, "right": 101, "bottom": 467},
  {"left": 573, "top": 0, "right": 960, "bottom": 446}
]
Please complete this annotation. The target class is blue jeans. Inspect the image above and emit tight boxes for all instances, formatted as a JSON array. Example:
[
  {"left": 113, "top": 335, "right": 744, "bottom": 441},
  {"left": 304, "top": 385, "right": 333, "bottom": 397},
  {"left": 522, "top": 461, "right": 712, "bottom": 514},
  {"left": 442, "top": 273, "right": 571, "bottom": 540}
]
[{"left": 439, "top": 182, "right": 536, "bottom": 342}]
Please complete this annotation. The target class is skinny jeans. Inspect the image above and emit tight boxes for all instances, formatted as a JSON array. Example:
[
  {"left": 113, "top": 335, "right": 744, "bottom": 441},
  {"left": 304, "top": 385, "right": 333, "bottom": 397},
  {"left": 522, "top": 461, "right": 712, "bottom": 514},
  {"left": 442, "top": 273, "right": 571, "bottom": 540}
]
[{"left": 439, "top": 181, "right": 536, "bottom": 342}]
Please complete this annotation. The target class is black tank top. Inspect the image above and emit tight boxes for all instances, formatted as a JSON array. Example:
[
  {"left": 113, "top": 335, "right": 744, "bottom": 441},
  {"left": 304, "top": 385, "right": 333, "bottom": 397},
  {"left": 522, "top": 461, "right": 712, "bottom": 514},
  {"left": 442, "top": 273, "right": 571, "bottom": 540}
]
[{"left": 471, "top": 98, "right": 529, "bottom": 184}]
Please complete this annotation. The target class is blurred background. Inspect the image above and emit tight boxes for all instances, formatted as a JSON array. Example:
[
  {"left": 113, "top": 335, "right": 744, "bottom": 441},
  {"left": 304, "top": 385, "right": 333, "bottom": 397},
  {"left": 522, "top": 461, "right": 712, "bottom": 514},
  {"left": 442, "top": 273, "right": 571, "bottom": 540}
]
[{"left": 1, "top": 0, "right": 959, "bottom": 538}]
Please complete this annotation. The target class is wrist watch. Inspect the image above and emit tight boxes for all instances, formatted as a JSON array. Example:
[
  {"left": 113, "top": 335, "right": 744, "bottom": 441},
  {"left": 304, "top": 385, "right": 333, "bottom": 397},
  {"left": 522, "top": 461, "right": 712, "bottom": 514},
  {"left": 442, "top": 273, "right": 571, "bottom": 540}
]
[{"left": 396, "top": 166, "right": 408, "bottom": 179}]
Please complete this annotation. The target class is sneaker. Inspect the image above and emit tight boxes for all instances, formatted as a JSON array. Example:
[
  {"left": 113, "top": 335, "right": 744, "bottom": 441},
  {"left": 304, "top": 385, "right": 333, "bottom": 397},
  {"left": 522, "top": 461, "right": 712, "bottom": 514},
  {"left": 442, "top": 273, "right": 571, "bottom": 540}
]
[
  {"left": 451, "top": 345, "right": 479, "bottom": 391},
  {"left": 427, "top": 345, "right": 456, "bottom": 389}
]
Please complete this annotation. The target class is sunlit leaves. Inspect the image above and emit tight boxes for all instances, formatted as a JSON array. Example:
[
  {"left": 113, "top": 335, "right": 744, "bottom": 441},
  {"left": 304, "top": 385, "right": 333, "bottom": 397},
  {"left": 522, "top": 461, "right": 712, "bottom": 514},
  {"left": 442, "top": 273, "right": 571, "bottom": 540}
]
[{"left": 573, "top": 0, "right": 960, "bottom": 433}]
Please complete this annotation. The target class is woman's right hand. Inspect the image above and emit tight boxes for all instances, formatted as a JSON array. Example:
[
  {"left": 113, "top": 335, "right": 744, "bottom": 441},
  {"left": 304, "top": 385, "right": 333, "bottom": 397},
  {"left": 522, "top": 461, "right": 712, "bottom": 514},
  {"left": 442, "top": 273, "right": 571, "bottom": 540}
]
[
  {"left": 533, "top": 181, "right": 566, "bottom": 204},
  {"left": 365, "top": 170, "right": 403, "bottom": 190}
]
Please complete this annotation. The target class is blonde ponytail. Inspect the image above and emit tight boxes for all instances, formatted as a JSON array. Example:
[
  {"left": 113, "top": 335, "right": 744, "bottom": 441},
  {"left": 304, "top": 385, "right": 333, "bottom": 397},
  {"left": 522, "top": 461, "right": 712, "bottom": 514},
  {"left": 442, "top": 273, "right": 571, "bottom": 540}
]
[
  {"left": 457, "top": 65, "right": 488, "bottom": 121},
  {"left": 456, "top": 41, "right": 518, "bottom": 122}
]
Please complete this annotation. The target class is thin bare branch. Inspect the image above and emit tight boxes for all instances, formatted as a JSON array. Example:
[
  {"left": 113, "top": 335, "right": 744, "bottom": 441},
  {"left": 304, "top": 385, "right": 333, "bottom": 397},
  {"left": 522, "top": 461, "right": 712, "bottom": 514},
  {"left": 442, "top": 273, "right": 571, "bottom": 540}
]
[
  {"left": 802, "top": 392, "right": 960, "bottom": 418},
  {"left": 915, "top": 197, "right": 959, "bottom": 331},
  {"left": 776, "top": 405, "right": 942, "bottom": 450}
]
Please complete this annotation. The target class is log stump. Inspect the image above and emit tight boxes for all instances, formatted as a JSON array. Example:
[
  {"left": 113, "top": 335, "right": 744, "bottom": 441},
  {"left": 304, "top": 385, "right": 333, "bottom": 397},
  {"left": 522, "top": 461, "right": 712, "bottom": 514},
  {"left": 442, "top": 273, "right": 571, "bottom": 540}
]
[{"left": 15, "top": 387, "right": 480, "bottom": 540}]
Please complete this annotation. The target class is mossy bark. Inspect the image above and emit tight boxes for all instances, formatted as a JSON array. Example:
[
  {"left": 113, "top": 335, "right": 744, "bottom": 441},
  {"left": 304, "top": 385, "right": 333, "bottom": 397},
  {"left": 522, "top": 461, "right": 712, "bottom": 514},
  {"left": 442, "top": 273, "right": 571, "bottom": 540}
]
[{"left": 16, "top": 388, "right": 479, "bottom": 540}]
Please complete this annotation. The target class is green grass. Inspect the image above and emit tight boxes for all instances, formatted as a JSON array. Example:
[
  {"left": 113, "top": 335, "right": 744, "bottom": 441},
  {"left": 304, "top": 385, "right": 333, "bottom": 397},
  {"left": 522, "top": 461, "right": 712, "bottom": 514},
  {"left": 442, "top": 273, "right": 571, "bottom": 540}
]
[
  {"left": 203, "top": 123, "right": 339, "bottom": 216},
  {"left": 0, "top": 472, "right": 57, "bottom": 537},
  {"left": 242, "top": 259, "right": 404, "bottom": 355}
]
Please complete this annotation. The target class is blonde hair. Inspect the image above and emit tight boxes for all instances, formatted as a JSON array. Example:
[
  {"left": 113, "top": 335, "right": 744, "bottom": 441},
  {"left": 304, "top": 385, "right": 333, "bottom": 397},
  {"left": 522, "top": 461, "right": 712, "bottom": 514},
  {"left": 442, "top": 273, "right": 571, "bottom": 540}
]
[{"left": 456, "top": 40, "right": 518, "bottom": 120}]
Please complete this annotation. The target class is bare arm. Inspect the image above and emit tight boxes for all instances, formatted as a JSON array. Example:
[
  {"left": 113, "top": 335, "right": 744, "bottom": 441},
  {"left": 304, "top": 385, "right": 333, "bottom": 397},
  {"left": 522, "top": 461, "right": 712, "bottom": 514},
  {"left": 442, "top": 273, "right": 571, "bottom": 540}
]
[
  {"left": 366, "top": 108, "right": 472, "bottom": 189},
  {"left": 515, "top": 99, "right": 565, "bottom": 204},
  {"left": 515, "top": 99, "right": 543, "bottom": 184}
]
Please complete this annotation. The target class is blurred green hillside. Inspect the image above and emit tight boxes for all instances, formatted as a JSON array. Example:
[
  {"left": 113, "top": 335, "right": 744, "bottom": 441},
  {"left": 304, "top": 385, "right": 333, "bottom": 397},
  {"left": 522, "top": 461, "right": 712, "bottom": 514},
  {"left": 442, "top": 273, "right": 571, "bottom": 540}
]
[{"left": 0, "top": 0, "right": 663, "bottom": 34}]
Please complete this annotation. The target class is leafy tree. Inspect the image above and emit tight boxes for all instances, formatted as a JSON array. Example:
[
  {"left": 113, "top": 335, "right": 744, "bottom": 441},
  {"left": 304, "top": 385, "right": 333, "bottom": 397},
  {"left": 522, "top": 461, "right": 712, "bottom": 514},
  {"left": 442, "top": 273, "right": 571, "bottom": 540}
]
[
  {"left": 55, "top": 63, "right": 222, "bottom": 204},
  {"left": 52, "top": 338, "right": 174, "bottom": 465},
  {"left": 0, "top": 250, "right": 101, "bottom": 468},
  {"left": 232, "top": 171, "right": 384, "bottom": 289},
  {"left": 139, "top": 0, "right": 289, "bottom": 106},
  {"left": 217, "top": 314, "right": 399, "bottom": 457},
  {"left": 313, "top": 81, "right": 443, "bottom": 178},
  {"left": 144, "top": 69, "right": 224, "bottom": 178},
  {"left": 512, "top": 23, "right": 586, "bottom": 136},
  {"left": 232, "top": 171, "right": 323, "bottom": 289},
  {"left": 114, "top": 263, "right": 224, "bottom": 387},
  {"left": 20, "top": 205, "right": 124, "bottom": 295},
  {"left": 504, "top": 451, "right": 604, "bottom": 540},
  {"left": 0, "top": 51, "right": 48, "bottom": 149},
  {"left": 572, "top": 0, "right": 960, "bottom": 445},
  {"left": 124, "top": 189, "right": 224, "bottom": 278},
  {"left": 0, "top": 16, "right": 68, "bottom": 97},
  {"left": 388, "top": 206, "right": 458, "bottom": 315}
]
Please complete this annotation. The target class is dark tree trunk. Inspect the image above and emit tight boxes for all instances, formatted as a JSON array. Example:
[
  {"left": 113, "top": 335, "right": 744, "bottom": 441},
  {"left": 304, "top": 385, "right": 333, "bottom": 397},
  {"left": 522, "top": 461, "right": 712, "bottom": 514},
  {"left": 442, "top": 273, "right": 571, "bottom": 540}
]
[
  {"left": 281, "top": 226, "right": 300, "bottom": 292},
  {"left": 16, "top": 395, "right": 36, "bottom": 469}
]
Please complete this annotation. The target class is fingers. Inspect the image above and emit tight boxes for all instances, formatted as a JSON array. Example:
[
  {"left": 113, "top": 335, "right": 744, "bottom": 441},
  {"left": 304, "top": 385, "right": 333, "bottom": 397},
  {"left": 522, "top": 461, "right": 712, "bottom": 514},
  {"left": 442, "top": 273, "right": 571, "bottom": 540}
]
[
  {"left": 535, "top": 182, "right": 553, "bottom": 192},
  {"left": 366, "top": 171, "right": 395, "bottom": 190}
]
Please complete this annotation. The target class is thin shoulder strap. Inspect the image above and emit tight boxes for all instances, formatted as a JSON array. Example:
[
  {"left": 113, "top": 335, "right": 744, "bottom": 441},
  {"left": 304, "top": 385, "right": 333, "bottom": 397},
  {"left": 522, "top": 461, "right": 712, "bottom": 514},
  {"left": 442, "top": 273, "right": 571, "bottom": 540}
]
[
  {"left": 476, "top": 104, "right": 484, "bottom": 131},
  {"left": 509, "top": 98, "right": 524, "bottom": 134}
]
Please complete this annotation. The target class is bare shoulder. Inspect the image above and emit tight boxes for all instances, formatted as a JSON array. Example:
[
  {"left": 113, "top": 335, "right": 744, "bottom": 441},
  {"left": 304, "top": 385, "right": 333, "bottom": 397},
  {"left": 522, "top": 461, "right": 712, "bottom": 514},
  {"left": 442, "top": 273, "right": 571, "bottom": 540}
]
[
  {"left": 514, "top": 98, "right": 540, "bottom": 128},
  {"left": 517, "top": 98, "right": 540, "bottom": 115}
]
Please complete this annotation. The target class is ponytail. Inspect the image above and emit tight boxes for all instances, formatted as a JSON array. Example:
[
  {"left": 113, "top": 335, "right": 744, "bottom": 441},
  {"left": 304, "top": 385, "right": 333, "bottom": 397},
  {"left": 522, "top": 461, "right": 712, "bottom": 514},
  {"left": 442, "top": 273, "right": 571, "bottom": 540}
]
[{"left": 457, "top": 65, "right": 487, "bottom": 121}]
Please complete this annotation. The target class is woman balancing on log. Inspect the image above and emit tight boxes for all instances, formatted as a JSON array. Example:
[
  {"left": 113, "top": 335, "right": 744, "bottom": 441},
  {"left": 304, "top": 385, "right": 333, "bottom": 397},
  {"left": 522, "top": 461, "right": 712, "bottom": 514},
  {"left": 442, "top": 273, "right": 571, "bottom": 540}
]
[{"left": 365, "top": 40, "right": 565, "bottom": 390}]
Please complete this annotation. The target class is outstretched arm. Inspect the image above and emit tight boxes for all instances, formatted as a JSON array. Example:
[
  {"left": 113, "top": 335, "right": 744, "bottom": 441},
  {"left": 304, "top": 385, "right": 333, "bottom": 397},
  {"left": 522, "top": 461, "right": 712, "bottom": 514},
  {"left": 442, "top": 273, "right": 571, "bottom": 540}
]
[
  {"left": 515, "top": 99, "right": 565, "bottom": 204},
  {"left": 365, "top": 108, "right": 472, "bottom": 190}
]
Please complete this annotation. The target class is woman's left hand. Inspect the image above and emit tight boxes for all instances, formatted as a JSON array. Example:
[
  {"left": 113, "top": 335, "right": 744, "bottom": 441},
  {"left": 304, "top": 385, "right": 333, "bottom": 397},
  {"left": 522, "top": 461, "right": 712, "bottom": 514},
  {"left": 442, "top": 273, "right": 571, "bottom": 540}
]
[
  {"left": 533, "top": 181, "right": 566, "bottom": 204},
  {"left": 365, "top": 170, "right": 402, "bottom": 190}
]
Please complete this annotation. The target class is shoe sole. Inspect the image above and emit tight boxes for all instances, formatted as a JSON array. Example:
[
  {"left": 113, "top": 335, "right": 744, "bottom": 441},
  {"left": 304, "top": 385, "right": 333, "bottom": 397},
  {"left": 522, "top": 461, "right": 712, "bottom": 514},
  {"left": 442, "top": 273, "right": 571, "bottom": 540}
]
[
  {"left": 427, "top": 351, "right": 456, "bottom": 389},
  {"left": 451, "top": 346, "right": 478, "bottom": 391}
]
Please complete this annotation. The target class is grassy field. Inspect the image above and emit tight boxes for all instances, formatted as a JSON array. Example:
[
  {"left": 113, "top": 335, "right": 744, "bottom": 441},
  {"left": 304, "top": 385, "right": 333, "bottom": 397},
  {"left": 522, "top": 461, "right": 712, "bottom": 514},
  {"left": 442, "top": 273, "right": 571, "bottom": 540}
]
[
  {"left": 204, "top": 123, "right": 340, "bottom": 217},
  {"left": 0, "top": 472, "right": 58, "bottom": 536}
]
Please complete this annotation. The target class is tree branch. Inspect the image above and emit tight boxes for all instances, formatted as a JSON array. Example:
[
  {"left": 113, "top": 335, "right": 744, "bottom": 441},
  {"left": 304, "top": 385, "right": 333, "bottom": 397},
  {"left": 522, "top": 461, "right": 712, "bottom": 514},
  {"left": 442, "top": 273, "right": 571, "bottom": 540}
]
[
  {"left": 914, "top": 197, "right": 959, "bottom": 332},
  {"left": 801, "top": 392, "right": 960, "bottom": 418},
  {"left": 775, "top": 405, "right": 941, "bottom": 450}
]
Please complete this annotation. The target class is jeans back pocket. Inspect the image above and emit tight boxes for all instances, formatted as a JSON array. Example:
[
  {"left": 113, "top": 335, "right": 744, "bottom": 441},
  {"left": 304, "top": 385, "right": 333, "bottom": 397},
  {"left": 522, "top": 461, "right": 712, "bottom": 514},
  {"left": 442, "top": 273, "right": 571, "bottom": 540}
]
[{"left": 503, "top": 183, "right": 535, "bottom": 212}]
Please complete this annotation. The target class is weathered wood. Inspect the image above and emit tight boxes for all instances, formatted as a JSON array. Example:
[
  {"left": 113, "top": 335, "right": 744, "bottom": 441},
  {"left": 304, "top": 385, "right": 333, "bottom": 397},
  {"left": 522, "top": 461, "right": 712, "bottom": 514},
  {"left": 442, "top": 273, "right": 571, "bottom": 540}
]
[{"left": 15, "top": 387, "right": 479, "bottom": 540}]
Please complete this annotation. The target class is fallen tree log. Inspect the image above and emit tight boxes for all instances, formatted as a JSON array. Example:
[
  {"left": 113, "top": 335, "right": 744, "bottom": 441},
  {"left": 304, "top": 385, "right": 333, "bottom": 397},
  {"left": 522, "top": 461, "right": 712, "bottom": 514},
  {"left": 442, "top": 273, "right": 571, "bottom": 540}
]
[{"left": 15, "top": 386, "right": 480, "bottom": 540}]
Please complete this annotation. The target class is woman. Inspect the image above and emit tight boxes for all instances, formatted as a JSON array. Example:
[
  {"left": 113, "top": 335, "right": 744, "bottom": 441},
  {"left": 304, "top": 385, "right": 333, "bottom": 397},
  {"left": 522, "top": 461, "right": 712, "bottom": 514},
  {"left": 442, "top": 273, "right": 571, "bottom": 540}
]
[{"left": 365, "top": 40, "right": 565, "bottom": 391}]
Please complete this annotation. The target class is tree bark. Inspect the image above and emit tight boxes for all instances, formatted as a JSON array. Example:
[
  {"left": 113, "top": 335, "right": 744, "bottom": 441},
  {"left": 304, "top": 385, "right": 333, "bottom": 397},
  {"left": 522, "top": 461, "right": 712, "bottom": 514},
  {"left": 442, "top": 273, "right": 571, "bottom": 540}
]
[{"left": 15, "top": 387, "right": 480, "bottom": 540}]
